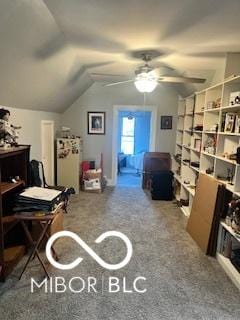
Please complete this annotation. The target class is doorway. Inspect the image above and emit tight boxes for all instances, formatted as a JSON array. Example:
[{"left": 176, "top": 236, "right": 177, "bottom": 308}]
[
  {"left": 112, "top": 105, "right": 157, "bottom": 186},
  {"left": 41, "top": 120, "right": 54, "bottom": 185},
  {"left": 117, "top": 111, "right": 151, "bottom": 186}
]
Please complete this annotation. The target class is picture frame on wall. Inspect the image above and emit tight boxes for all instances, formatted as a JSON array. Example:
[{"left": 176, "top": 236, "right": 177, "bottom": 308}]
[
  {"left": 87, "top": 112, "right": 106, "bottom": 135},
  {"left": 161, "top": 116, "right": 172, "bottom": 130}
]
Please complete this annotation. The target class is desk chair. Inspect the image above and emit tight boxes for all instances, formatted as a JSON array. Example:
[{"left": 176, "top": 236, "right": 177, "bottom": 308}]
[{"left": 29, "top": 159, "right": 75, "bottom": 212}]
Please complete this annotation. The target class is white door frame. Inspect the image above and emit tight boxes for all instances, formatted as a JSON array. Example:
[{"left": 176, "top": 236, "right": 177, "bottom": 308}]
[
  {"left": 41, "top": 120, "right": 54, "bottom": 185},
  {"left": 111, "top": 104, "right": 158, "bottom": 186}
]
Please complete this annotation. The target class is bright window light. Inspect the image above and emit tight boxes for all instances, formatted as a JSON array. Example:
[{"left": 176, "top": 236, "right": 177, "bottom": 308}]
[{"left": 121, "top": 117, "right": 135, "bottom": 155}]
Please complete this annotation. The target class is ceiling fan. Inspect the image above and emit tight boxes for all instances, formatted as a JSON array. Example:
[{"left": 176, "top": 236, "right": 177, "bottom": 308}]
[{"left": 91, "top": 50, "right": 206, "bottom": 93}]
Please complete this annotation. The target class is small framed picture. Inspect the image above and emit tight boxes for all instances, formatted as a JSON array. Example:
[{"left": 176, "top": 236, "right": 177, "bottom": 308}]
[
  {"left": 161, "top": 116, "right": 172, "bottom": 130},
  {"left": 88, "top": 112, "right": 106, "bottom": 135},
  {"left": 224, "top": 113, "right": 235, "bottom": 133}
]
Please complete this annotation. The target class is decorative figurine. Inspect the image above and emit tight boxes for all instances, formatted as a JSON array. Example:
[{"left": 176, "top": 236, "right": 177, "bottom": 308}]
[
  {"left": 226, "top": 196, "right": 240, "bottom": 232},
  {"left": 0, "top": 108, "right": 21, "bottom": 146}
]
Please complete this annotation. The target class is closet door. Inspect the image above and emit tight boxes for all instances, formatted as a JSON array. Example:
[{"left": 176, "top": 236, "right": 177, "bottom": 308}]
[{"left": 41, "top": 120, "right": 54, "bottom": 185}]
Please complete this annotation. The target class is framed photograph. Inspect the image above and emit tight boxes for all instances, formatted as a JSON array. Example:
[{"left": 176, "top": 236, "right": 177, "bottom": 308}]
[
  {"left": 87, "top": 112, "right": 106, "bottom": 135},
  {"left": 224, "top": 113, "right": 235, "bottom": 133},
  {"left": 161, "top": 116, "right": 172, "bottom": 130}
]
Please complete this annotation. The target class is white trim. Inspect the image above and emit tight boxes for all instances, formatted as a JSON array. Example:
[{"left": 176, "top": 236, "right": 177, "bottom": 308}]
[
  {"left": 41, "top": 120, "right": 54, "bottom": 185},
  {"left": 111, "top": 105, "right": 158, "bottom": 186},
  {"left": 107, "top": 179, "right": 114, "bottom": 186}
]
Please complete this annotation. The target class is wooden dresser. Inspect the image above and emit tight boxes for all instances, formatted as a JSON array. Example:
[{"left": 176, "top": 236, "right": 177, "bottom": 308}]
[
  {"left": 142, "top": 152, "right": 171, "bottom": 189},
  {"left": 0, "top": 145, "right": 30, "bottom": 281}
]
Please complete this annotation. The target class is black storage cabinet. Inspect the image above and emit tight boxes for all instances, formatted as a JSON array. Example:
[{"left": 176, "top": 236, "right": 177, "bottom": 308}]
[{"left": 151, "top": 171, "right": 173, "bottom": 200}]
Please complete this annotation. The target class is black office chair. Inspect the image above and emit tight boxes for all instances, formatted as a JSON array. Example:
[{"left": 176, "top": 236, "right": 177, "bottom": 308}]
[{"left": 29, "top": 160, "right": 75, "bottom": 212}]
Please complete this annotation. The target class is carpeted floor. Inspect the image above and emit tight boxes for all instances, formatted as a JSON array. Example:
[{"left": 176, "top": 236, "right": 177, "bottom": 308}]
[
  {"left": 0, "top": 186, "right": 240, "bottom": 320},
  {"left": 117, "top": 173, "right": 141, "bottom": 187}
]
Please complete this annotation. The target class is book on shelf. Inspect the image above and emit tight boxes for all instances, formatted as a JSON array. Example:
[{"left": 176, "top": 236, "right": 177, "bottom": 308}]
[{"left": 235, "top": 114, "right": 240, "bottom": 134}]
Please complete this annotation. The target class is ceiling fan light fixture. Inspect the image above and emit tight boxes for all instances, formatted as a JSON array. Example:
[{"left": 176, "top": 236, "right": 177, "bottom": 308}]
[{"left": 134, "top": 75, "right": 158, "bottom": 93}]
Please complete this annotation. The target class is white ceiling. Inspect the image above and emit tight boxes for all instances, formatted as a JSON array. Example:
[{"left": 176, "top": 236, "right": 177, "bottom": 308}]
[{"left": 0, "top": 0, "right": 240, "bottom": 112}]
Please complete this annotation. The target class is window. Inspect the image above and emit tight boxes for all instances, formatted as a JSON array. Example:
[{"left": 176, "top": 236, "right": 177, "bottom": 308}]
[{"left": 121, "top": 117, "right": 135, "bottom": 155}]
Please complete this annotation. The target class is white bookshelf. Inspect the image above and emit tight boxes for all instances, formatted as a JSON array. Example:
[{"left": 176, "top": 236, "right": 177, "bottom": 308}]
[
  {"left": 174, "top": 75, "right": 240, "bottom": 289},
  {"left": 217, "top": 222, "right": 240, "bottom": 290}
]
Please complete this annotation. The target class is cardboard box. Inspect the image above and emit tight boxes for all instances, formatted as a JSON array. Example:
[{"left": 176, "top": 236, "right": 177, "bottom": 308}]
[
  {"left": 84, "top": 178, "right": 101, "bottom": 190},
  {"left": 31, "top": 210, "right": 64, "bottom": 249},
  {"left": 50, "top": 211, "right": 64, "bottom": 235},
  {"left": 83, "top": 169, "right": 102, "bottom": 180},
  {"left": 84, "top": 172, "right": 102, "bottom": 180}
]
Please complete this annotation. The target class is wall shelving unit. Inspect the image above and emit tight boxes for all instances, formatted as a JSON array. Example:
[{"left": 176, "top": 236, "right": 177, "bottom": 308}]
[{"left": 173, "top": 75, "right": 240, "bottom": 289}]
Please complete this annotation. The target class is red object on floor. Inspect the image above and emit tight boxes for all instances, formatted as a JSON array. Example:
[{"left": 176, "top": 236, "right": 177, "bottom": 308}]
[{"left": 82, "top": 161, "right": 90, "bottom": 173}]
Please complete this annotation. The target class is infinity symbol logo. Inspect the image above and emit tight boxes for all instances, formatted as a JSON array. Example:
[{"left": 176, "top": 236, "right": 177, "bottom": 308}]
[{"left": 46, "top": 231, "right": 133, "bottom": 270}]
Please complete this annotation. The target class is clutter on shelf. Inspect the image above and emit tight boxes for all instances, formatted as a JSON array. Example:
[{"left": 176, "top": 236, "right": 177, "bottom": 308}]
[
  {"left": 204, "top": 135, "right": 216, "bottom": 154},
  {"left": 0, "top": 107, "right": 21, "bottom": 147},
  {"left": 59, "top": 126, "right": 81, "bottom": 139},
  {"left": 225, "top": 196, "right": 240, "bottom": 234},
  {"left": 230, "top": 91, "right": 240, "bottom": 106},
  {"left": 190, "top": 161, "right": 200, "bottom": 168},
  {"left": 217, "top": 167, "right": 235, "bottom": 185},
  {"left": 209, "top": 123, "right": 218, "bottom": 132},
  {"left": 206, "top": 97, "right": 221, "bottom": 110},
  {"left": 193, "top": 125, "right": 203, "bottom": 131},
  {"left": 206, "top": 167, "right": 214, "bottom": 175}
]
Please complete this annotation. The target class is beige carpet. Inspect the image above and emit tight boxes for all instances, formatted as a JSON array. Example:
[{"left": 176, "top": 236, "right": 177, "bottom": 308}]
[{"left": 0, "top": 186, "right": 240, "bottom": 319}]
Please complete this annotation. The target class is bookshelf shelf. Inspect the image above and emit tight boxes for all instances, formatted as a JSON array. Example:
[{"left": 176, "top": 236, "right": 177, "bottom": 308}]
[
  {"left": 174, "top": 76, "right": 240, "bottom": 290},
  {"left": 181, "top": 206, "right": 190, "bottom": 217},
  {"left": 216, "top": 253, "right": 240, "bottom": 291},
  {"left": 202, "top": 151, "right": 215, "bottom": 157},
  {"left": 220, "top": 221, "right": 240, "bottom": 243},
  {"left": 218, "top": 132, "right": 240, "bottom": 136},
  {"left": 215, "top": 155, "right": 238, "bottom": 165},
  {"left": 192, "top": 130, "right": 203, "bottom": 134},
  {"left": 221, "top": 104, "right": 240, "bottom": 111},
  {"left": 204, "top": 108, "right": 220, "bottom": 113},
  {"left": 0, "top": 180, "right": 25, "bottom": 195}
]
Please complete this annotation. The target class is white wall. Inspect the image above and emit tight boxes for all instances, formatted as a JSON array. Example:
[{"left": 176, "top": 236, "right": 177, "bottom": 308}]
[
  {"left": 3, "top": 106, "right": 61, "bottom": 160},
  {"left": 62, "top": 83, "right": 179, "bottom": 179}
]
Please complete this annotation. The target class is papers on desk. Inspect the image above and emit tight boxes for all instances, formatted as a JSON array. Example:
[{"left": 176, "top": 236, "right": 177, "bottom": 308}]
[
  {"left": 19, "top": 187, "right": 62, "bottom": 202},
  {"left": 13, "top": 187, "right": 62, "bottom": 213}
]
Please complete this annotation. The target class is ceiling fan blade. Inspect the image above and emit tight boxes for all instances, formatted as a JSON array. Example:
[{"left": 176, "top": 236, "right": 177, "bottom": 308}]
[
  {"left": 69, "top": 61, "right": 115, "bottom": 84},
  {"left": 91, "top": 73, "right": 129, "bottom": 77},
  {"left": 158, "top": 76, "right": 206, "bottom": 84},
  {"left": 105, "top": 80, "right": 134, "bottom": 87},
  {"left": 152, "top": 63, "right": 174, "bottom": 72}
]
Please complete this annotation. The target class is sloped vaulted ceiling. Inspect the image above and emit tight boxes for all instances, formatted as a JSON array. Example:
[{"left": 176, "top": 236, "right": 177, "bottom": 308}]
[
  {"left": 0, "top": 0, "right": 240, "bottom": 112},
  {"left": 0, "top": 0, "right": 93, "bottom": 112}
]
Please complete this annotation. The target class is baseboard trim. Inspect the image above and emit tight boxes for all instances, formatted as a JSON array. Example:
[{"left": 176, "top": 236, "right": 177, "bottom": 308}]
[{"left": 107, "top": 179, "right": 115, "bottom": 186}]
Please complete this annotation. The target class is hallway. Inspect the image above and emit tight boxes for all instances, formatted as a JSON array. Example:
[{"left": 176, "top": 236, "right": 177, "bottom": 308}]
[
  {"left": 0, "top": 187, "right": 239, "bottom": 320},
  {"left": 117, "top": 172, "right": 141, "bottom": 187}
]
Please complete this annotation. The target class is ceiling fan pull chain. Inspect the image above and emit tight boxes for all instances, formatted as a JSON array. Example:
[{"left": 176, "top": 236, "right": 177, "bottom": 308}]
[{"left": 143, "top": 92, "right": 146, "bottom": 110}]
